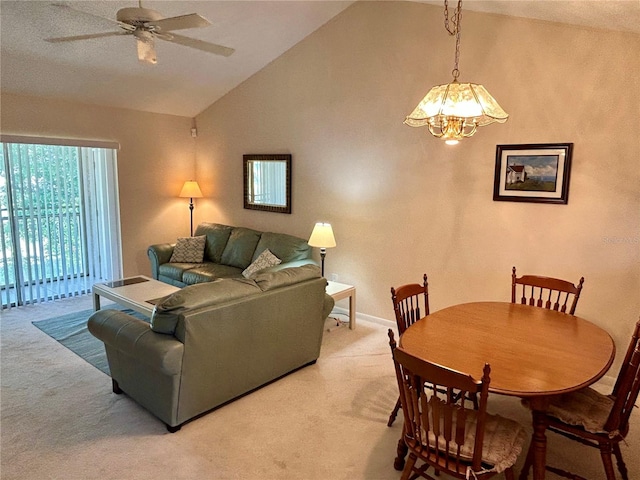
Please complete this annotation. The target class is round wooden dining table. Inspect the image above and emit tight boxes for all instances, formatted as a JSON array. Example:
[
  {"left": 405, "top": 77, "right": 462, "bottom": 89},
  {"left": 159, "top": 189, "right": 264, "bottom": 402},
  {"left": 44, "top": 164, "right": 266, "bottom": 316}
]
[{"left": 397, "top": 301, "right": 615, "bottom": 480}]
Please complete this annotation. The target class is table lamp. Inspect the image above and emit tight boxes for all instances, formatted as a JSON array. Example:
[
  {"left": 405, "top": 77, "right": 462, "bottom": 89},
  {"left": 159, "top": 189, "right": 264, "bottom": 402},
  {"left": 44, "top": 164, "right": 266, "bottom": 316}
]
[
  {"left": 179, "top": 180, "right": 203, "bottom": 236},
  {"left": 308, "top": 222, "right": 336, "bottom": 277}
]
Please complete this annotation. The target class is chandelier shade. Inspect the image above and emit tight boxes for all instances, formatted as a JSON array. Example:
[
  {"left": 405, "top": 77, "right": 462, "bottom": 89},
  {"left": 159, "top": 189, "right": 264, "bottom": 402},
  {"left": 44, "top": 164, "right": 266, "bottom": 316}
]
[{"left": 404, "top": 80, "right": 508, "bottom": 144}]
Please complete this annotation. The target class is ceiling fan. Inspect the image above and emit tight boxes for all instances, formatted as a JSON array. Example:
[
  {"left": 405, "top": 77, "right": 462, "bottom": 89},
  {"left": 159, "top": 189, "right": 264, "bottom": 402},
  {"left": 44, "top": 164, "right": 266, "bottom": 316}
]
[{"left": 44, "top": 1, "right": 235, "bottom": 65}]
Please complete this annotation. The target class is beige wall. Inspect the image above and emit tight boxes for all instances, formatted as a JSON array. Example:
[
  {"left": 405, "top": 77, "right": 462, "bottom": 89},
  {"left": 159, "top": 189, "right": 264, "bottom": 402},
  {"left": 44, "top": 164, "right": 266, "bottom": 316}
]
[
  {"left": 195, "top": 1, "right": 640, "bottom": 362},
  {"left": 0, "top": 93, "right": 195, "bottom": 276}
]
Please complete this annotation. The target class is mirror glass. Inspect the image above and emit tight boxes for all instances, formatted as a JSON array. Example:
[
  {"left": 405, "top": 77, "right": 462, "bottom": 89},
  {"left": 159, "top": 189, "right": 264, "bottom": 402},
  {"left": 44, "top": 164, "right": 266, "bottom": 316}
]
[{"left": 243, "top": 154, "right": 291, "bottom": 214}]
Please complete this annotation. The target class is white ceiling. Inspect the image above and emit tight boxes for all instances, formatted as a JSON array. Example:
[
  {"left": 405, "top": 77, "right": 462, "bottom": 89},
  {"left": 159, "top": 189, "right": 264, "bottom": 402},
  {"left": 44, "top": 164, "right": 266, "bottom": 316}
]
[{"left": 1, "top": 1, "right": 638, "bottom": 118}]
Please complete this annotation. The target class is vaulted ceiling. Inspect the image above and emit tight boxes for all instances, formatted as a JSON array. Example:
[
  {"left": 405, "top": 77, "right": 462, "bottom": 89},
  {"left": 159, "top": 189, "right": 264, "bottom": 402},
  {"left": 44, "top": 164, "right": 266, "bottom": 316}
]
[{"left": 1, "top": 1, "right": 638, "bottom": 117}]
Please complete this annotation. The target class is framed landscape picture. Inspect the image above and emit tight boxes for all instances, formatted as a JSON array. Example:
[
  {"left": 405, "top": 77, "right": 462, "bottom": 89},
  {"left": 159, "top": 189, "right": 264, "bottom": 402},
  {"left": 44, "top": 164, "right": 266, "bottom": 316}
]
[{"left": 493, "top": 143, "right": 573, "bottom": 204}]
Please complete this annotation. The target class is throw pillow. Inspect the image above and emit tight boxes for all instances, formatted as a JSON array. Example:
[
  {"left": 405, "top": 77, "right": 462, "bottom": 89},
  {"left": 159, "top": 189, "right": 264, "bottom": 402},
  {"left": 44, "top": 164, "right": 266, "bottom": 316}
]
[
  {"left": 169, "top": 235, "right": 206, "bottom": 263},
  {"left": 242, "top": 248, "right": 281, "bottom": 278}
]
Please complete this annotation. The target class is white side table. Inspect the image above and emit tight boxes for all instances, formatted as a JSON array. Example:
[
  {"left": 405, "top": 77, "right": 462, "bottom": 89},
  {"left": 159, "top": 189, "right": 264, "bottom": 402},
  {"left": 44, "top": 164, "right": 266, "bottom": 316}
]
[{"left": 325, "top": 281, "right": 356, "bottom": 329}]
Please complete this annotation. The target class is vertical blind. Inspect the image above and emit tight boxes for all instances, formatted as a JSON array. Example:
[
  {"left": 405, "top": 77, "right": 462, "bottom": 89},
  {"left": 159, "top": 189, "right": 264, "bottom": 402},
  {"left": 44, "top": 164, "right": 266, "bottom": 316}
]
[{"left": 0, "top": 140, "right": 121, "bottom": 309}]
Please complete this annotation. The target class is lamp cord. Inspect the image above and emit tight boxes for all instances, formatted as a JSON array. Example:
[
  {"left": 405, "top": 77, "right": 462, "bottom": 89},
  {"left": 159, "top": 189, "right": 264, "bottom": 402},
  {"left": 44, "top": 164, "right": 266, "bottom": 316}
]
[{"left": 444, "top": 0, "right": 463, "bottom": 80}]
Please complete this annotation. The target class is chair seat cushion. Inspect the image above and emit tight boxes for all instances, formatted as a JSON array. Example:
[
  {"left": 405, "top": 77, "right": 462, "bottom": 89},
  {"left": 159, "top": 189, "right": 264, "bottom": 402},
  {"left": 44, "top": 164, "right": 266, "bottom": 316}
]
[
  {"left": 425, "top": 409, "right": 527, "bottom": 474},
  {"left": 545, "top": 387, "right": 614, "bottom": 434}
]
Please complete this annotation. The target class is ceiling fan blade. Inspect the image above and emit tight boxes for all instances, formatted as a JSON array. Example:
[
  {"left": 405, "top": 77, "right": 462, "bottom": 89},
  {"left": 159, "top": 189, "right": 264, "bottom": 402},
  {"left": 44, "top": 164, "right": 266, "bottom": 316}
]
[
  {"left": 51, "top": 3, "right": 136, "bottom": 32},
  {"left": 45, "top": 31, "right": 128, "bottom": 43},
  {"left": 159, "top": 33, "right": 235, "bottom": 57},
  {"left": 148, "top": 13, "right": 211, "bottom": 33},
  {"left": 51, "top": 3, "right": 121, "bottom": 27}
]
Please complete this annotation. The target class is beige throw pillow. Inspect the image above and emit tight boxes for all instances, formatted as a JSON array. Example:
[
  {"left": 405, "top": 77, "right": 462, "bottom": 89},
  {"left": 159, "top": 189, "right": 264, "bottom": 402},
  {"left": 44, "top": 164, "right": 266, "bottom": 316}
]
[
  {"left": 169, "top": 235, "right": 206, "bottom": 263},
  {"left": 242, "top": 249, "right": 281, "bottom": 278}
]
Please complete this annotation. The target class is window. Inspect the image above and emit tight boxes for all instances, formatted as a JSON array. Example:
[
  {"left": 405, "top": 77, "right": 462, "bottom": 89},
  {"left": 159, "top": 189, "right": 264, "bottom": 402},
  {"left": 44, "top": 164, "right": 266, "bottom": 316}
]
[{"left": 0, "top": 137, "right": 122, "bottom": 309}]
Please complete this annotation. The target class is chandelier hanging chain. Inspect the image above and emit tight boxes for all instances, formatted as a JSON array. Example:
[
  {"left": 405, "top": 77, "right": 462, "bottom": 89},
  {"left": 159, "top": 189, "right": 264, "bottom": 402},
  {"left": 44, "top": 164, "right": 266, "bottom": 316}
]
[{"left": 443, "top": 0, "right": 463, "bottom": 80}]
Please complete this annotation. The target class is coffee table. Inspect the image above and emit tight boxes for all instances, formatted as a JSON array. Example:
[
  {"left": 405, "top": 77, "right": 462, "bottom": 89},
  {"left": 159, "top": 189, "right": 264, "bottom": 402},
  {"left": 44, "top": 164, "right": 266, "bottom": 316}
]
[{"left": 92, "top": 275, "right": 180, "bottom": 316}]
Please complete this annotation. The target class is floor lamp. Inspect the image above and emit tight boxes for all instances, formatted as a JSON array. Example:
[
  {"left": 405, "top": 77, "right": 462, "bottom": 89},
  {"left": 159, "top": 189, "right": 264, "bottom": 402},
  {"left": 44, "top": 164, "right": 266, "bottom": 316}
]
[
  {"left": 179, "top": 180, "right": 203, "bottom": 237},
  {"left": 308, "top": 222, "right": 336, "bottom": 277}
]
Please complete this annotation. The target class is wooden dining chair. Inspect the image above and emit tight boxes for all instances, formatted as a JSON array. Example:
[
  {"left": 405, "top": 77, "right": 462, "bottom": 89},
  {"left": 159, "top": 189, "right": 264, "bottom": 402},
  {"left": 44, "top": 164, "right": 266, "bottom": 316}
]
[
  {"left": 388, "top": 330, "right": 527, "bottom": 480},
  {"left": 520, "top": 319, "right": 640, "bottom": 480},
  {"left": 511, "top": 266, "right": 584, "bottom": 314},
  {"left": 387, "top": 274, "right": 430, "bottom": 427},
  {"left": 391, "top": 274, "right": 430, "bottom": 335}
]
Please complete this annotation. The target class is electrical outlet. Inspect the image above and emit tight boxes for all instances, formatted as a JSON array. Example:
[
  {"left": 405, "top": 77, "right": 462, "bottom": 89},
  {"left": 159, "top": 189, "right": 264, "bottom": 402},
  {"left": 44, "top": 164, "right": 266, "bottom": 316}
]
[{"left": 330, "top": 273, "right": 338, "bottom": 282}]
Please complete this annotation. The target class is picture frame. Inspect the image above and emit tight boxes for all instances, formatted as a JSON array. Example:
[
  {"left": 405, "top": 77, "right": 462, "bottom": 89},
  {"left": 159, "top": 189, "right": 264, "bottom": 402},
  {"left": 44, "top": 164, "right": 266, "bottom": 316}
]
[
  {"left": 243, "top": 154, "right": 292, "bottom": 214},
  {"left": 493, "top": 143, "right": 573, "bottom": 204}
]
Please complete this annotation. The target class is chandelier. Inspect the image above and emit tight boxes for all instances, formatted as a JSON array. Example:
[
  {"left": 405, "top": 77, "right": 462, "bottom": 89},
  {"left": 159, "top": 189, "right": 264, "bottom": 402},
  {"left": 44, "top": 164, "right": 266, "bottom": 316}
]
[{"left": 404, "top": 0, "right": 508, "bottom": 145}]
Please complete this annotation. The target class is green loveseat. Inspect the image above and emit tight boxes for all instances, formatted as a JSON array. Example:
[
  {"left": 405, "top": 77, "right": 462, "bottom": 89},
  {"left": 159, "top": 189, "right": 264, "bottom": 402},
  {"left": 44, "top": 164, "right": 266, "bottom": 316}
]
[
  {"left": 88, "top": 264, "right": 334, "bottom": 432},
  {"left": 147, "top": 222, "right": 316, "bottom": 286}
]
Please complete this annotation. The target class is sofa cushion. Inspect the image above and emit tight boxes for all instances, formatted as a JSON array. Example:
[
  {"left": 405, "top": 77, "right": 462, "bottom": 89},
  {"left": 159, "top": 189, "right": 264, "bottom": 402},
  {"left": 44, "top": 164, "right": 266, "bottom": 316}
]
[
  {"left": 151, "top": 278, "right": 261, "bottom": 335},
  {"left": 159, "top": 262, "right": 203, "bottom": 282},
  {"left": 195, "top": 223, "right": 233, "bottom": 263},
  {"left": 182, "top": 263, "right": 244, "bottom": 284},
  {"left": 251, "top": 232, "right": 311, "bottom": 263},
  {"left": 169, "top": 236, "right": 206, "bottom": 263},
  {"left": 252, "top": 264, "right": 322, "bottom": 292},
  {"left": 242, "top": 249, "right": 282, "bottom": 278},
  {"left": 220, "top": 227, "right": 262, "bottom": 269}
]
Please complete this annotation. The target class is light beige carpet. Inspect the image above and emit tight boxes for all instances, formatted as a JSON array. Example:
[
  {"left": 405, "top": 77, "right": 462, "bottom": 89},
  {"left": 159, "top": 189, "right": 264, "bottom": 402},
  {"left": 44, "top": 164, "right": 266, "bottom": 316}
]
[{"left": 1, "top": 295, "right": 638, "bottom": 480}]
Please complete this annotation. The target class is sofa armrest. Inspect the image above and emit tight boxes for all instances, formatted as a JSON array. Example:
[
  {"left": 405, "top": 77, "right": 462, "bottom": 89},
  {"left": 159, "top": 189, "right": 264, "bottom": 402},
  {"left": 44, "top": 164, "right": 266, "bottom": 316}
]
[
  {"left": 88, "top": 309, "right": 183, "bottom": 376},
  {"left": 323, "top": 293, "right": 335, "bottom": 319},
  {"left": 147, "top": 243, "right": 175, "bottom": 280}
]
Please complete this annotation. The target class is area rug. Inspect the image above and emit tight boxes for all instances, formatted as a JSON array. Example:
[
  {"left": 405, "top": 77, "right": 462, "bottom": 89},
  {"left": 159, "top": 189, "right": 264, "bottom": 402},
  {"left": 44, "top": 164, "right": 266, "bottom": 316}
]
[{"left": 32, "top": 306, "right": 146, "bottom": 375}]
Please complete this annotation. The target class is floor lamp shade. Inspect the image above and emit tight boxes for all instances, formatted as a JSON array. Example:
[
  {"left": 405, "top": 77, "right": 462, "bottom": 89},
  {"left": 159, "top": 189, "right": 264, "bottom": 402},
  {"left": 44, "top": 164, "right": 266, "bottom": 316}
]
[
  {"left": 179, "top": 181, "right": 203, "bottom": 236},
  {"left": 308, "top": 222, "right": 336, "bottom": 277},
  {"left": 179, "top": 181, "right": 203, "bottom": 199}
]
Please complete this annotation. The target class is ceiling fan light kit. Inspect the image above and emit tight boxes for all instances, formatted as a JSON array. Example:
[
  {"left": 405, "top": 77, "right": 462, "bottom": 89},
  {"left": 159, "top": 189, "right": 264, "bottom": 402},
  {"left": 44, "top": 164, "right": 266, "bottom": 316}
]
[
  {"left": 45, "top": 1, "right": 235, "bottom": 65},
  {"left": 134, "top": 30, "right": 156, "bottom": 64},
  {"left": 404, "top": 0, "right": 508, "bottom": 145}
]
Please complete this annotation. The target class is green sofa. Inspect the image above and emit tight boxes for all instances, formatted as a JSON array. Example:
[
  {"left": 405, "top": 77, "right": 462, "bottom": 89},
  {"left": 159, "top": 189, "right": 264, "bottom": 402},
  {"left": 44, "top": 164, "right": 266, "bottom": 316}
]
[
  {"left": 147, "top": 222, "right": 316, "bottom": 287},
  {"left": 88, "top": 264, "right": 334, "bottom": 432}
]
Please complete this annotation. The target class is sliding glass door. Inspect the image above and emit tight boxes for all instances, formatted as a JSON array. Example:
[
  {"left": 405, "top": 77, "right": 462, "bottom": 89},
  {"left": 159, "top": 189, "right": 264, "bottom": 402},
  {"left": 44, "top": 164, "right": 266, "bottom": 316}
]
[{"left": 0, "top": 140, "right": 122, "bottom": 309}]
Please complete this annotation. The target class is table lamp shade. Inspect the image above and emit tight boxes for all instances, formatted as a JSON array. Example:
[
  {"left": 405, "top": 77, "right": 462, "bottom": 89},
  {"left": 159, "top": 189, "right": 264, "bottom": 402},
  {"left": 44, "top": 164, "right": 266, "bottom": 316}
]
[
  {"left": 308, "top": 222, "right": 335, "bottom": 277},
  {"left": 179, "top": 181, "right": 203, "bottom": 199},
  {"left": 308, "top": 223, "right": 336, "bottom": 248}
]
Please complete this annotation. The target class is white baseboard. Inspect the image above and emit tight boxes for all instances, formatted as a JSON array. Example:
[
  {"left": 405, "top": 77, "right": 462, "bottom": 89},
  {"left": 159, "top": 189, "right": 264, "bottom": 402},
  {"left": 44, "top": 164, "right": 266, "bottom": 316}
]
[{"left": 332, "top": 306, "right": 396, "bottom": 329}]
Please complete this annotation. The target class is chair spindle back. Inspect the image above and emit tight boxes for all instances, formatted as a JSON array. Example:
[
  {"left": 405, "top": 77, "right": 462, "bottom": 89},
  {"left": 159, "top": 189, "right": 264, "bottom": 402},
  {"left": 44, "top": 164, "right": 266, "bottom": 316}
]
[
  {"left": 511, "top": 266, "right": 584, "bottom": 315},
  {"left": 388, "top": 329, "right": 491, "bottom": 476},
  {"left": 391, "top": 274, "right": 429, "bottom": 334},
  {"left": 605, "top": 320, "right": 640, "bottom": 435}
]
